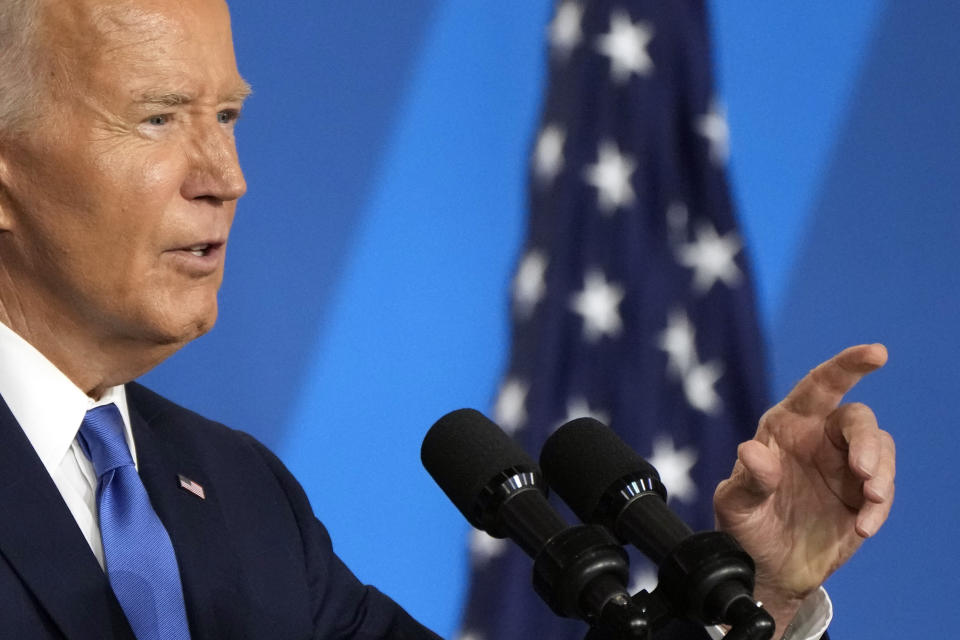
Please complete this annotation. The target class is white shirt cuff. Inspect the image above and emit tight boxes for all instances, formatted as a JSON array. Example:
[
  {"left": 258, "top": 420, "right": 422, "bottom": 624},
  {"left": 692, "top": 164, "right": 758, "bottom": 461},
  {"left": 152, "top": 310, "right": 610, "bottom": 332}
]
[{"left": 704, "top": 587, "right": 832, "bottom": 640}]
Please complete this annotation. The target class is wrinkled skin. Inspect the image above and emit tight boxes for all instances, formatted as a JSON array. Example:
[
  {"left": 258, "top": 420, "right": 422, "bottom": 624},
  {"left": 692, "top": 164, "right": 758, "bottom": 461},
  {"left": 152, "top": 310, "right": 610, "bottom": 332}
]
[{"left": 715, "top": 343, "right": 895, "bottom": 637}]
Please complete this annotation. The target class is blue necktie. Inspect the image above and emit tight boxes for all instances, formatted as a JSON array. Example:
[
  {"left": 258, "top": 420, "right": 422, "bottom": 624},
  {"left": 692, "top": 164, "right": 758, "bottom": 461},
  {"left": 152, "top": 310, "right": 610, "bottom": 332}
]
[{"left": 78, "top": 404, "right": 192, "bottom": 640}]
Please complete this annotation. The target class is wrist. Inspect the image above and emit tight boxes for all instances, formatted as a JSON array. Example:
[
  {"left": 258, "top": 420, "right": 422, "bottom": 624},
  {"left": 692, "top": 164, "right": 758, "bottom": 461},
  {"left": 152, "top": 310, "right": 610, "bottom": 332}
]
[
  {"left": 708, "top": 588, "right": 831, "bottom": 640},
  {"left": 752, "top": 587, "right": 807, "bottom": 640}
]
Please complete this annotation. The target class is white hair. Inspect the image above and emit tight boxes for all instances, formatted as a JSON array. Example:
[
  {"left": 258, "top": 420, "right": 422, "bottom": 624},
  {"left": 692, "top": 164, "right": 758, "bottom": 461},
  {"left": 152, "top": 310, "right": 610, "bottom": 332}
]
[{"left": 0, "top": 0, "right": 41, "bottom": 136}]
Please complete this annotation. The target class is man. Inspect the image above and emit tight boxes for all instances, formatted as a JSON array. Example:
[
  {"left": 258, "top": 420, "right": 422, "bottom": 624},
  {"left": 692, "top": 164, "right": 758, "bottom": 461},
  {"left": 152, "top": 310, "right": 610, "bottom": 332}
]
[{"left": 0, "top": 0, "right": 894, "bottom": 638}]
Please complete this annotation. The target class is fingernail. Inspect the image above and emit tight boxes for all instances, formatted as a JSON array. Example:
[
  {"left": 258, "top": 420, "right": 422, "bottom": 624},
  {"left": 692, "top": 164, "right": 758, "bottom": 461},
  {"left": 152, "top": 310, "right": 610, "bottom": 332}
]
[
  {"left": 854, "top": 450, "right": 877, "bottom": 477},
  {"left": 866, "top": 481, "right": 887, "bottom": 503},
  {"left": 857, "top": 513, "right": 880, "bottom": 537}
]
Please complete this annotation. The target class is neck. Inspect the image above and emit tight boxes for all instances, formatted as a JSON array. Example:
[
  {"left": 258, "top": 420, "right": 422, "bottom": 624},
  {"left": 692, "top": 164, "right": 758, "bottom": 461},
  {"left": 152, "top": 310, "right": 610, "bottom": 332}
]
[{"left": 0, "top": 301, "right": 181, "bottom": 399}]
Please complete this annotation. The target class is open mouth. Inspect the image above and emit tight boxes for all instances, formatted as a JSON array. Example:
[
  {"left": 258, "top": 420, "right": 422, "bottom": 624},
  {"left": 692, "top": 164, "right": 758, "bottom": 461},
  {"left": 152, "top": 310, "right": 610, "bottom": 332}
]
[
  {"left": 166, "top": 241, "right": 225, "bottom": 275},
  {"left": 179, "top": 242, "right": 223, "bottom": 257}
]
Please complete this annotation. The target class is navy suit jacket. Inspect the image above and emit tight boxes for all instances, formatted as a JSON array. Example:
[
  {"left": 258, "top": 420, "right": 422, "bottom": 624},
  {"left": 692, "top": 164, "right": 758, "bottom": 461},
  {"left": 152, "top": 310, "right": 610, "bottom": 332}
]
[{"left": 0, "top": 382, "right": 440, "bottom": 639}]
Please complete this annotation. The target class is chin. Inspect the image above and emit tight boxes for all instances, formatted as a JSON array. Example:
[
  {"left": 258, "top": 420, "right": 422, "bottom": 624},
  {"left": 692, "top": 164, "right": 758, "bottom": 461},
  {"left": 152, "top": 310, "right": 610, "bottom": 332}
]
[
  {"left": 143, "top": 295, "right": 220, "bottom": 348},
  {"left": 177, "top": 305, "right": 219, "bottom": 344}
]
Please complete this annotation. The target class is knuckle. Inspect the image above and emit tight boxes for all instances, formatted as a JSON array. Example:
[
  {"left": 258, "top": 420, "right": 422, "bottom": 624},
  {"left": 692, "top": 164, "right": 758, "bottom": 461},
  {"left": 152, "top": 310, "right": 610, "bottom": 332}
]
[
  {"left": 879, "top": 428, "right": 896, "bottom": 452},
  {"left": 841, "top": 401, "right": 876, "bottom": 424},
  {"left": 757, "top": 409, "right": 773, "bottom": 428}
]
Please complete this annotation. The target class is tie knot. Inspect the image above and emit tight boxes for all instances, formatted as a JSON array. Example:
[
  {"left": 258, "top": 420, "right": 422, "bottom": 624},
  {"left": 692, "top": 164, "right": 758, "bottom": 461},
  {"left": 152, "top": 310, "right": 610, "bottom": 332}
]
[{"left": 78, "top": 404, "right": 133, "bottom": 477}]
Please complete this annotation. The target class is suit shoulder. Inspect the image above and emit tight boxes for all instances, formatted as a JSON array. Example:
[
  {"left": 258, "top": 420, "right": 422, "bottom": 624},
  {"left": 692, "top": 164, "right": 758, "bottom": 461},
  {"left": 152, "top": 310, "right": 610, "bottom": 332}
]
[
  {"left": 124, "top": 381, "right": 261, "bottom": 452},
  {"left": 125, "top": 381, "right": 303, "bottom": 512},
  {"left": 126, "top": 381, "right": 220, "bottom": 426}
]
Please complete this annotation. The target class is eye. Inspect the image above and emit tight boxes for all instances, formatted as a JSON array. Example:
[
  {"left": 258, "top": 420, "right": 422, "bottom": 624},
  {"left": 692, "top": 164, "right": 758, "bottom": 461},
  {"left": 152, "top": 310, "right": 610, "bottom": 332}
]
[
  {"left": 146, "top": 114, "right": 170, "bottom": 126},
  {"left": 217, "top": 109, "right": 241, "bottom": 125}
]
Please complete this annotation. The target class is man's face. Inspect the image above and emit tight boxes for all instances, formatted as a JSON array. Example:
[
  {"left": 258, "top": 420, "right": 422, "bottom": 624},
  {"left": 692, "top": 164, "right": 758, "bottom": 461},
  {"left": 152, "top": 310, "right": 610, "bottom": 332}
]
[{"left": 0, "top": 0, "right": 248, "bottom": 355}]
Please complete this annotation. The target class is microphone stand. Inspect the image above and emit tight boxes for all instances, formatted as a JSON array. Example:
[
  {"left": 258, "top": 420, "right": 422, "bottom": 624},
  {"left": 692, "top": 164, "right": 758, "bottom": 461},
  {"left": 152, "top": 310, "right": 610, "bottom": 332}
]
[
  {"left": 585, "top": 587, "right": 773, "bottom": 640},
  {"left": 583, "top": 587, "right": 663, "bottom": 640},
  {"left": 583, "top": 530, "right": 775, "bottom": 640}
]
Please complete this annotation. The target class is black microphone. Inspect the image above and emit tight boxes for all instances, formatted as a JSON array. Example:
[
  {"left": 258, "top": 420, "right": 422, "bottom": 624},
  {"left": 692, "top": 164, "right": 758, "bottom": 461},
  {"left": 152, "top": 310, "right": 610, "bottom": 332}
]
[
  {"left": 541, "top": 418, "right": 774, "bottom": 638},
  {"left": 421, "top": 409, "right": 647, "bottom": 636}
]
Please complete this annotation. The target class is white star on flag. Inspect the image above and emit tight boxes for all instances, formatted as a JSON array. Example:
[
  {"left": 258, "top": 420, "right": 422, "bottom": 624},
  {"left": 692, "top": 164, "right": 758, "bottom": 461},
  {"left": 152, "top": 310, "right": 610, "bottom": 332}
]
[
  {"left": 657, "top": 309, "right": 697, "bottom": 377},
  {"left": 595, "top": 10, "right": 654, "bottom": 84},
  {"left": 560, "top": 397, "right": 610, "bottom": 430},
  {"left": 569, "top": 269, "right": 625, "bottom": 342},
  {"left": 494, "top": 378, "right": 529, "bottom": 434},
  {"left": 548, "top": 1, "right": 583, "bottom": 60},
  {"left": 513, "top": 250, "right": 548, "bottom": 319},
  {"left": 683, "top": 359, "right": 723, "bottom": 415},
  {"left": 583, "top": 140, "right": 637, "bottom": 213},
  {"left": 533, "top": 124, "right": 566, "bottom": 185},
  {"left": 648, "top": 435, "right": 698, "bottom": 504},
  {"left": 696, "top": 99, "right": 730, "bottom": 165},
  {"left": 469, "top": 529, "right": 507, "bottom": 568},
  {"left": 677, "top": 223, "right": 742, "bottom": 294}
]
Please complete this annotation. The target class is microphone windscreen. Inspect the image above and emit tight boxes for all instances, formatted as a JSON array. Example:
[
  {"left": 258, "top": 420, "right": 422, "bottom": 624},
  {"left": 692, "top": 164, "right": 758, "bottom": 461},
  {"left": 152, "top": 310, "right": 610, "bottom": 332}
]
[
  {"left": 421, "top": 408, "right": 537, "bottom": 524},
  {"left": 540, "top": 417, "right": 660, "bottom": 522}
]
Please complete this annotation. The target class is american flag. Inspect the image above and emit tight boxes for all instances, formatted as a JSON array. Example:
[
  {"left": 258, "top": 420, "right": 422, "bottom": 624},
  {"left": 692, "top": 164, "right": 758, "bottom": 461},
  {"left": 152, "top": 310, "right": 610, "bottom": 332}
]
[
  {"left": 457, "top": 1, "right": 768, "bottom": 638},
  {"left": 178, "top": 474, "right": 206, "bottom": 500}
]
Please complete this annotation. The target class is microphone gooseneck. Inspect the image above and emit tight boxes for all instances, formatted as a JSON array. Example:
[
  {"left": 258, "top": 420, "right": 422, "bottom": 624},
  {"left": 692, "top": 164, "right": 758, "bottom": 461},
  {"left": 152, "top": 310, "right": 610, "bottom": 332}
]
[
  {"left": 422, "top": 409, "right": 647, "bottom": 637},
  {"left": 541, "top": 418, "right": 774, "bottom": 638}
]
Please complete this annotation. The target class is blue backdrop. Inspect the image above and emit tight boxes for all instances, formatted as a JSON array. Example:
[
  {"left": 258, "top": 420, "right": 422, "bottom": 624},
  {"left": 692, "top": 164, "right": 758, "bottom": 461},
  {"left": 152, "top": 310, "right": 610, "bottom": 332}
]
[{"left": 142, "top": 1, "right": 956, "bottom": 637}]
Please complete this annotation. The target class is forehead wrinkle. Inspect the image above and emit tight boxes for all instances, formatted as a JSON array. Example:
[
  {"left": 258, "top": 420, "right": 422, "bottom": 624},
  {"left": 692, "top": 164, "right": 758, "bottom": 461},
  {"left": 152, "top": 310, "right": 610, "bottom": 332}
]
[
  {"left": 37, "top": 0, "right": 244, "bottom": 122},
  {"left": 39, "top": 0, "right": 187, "bottom": 93},
  {"left": 85, "top": 2, "right": 204, "bottom": 83},
  {"left": 89, "top": 1, "right": 186, "bottom": 45},
  {"left": 91, "top": 3, "right": 246, "bottom": 106},
  {"left": 93, "top": 16, "right": 185, "bottom": 68}
]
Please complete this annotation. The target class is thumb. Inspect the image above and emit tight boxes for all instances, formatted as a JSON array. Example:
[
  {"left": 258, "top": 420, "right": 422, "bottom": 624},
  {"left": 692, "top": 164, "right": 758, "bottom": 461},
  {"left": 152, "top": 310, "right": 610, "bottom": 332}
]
[{"left": 714, "top": 440, "right": 782, "bottom": 522}]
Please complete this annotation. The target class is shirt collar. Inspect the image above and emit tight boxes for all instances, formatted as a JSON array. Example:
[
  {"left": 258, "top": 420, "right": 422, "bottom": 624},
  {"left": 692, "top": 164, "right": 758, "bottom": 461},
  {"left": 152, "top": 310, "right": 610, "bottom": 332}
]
[{"left": 0, "top": 321, "right": 137, "bottom": 475}]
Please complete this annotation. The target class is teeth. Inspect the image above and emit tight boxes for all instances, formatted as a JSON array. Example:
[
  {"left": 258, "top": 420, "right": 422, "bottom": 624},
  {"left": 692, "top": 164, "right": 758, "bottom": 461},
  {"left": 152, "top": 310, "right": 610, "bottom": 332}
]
[{"left": 187, "top": 244, "right": 210, "bottom": 257}]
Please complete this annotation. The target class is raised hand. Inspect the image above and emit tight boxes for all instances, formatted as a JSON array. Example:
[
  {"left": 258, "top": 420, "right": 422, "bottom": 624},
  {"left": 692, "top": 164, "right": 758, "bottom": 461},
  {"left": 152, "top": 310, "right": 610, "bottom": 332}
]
[{"left": 713, "top": 344, "right": 895, "bottom": 631}]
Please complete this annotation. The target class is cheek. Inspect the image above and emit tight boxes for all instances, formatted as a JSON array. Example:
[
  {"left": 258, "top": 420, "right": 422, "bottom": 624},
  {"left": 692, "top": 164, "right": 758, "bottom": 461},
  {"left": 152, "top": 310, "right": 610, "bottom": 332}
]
[
  {"left": 106, "top": 153, "right": 188, "bottom": 248},
  {"left": 109, "top": 145, "right": 185, "bottom": 203},
  {"left": 138, "top": 155, "right": 184, "bottom": 194},
  {"left": 90, "top": 133, "right": 186, "bottom": 196}
]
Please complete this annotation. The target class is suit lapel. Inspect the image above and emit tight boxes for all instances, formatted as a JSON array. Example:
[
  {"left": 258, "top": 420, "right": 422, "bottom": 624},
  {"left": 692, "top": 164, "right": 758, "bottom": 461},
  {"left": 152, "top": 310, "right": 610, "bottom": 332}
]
[
  {"left": 0, "top": 395, "right": 134, "bottom": 640},
  {"left": 129, "top": 399, "right": 251, "bottom": 639}
]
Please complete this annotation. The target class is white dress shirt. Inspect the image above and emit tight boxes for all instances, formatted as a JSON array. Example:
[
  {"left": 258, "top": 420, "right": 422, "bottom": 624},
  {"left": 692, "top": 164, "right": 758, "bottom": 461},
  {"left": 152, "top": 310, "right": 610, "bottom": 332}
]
[{"left": 0, "top": 321, "right": 136, "bottom": 571}]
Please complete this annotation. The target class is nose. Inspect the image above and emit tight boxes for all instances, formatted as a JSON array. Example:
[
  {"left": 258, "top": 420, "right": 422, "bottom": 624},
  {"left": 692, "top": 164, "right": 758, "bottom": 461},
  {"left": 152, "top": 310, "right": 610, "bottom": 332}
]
[{"left": 181, "top": 122, "right": 247, "bottom": 203}]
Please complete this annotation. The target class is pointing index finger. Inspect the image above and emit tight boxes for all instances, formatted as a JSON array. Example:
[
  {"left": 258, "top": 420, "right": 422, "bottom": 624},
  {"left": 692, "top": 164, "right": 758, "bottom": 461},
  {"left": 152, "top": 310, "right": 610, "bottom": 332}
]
[{"left": 780, "top": 344, "right": 888, "bottom": 418}]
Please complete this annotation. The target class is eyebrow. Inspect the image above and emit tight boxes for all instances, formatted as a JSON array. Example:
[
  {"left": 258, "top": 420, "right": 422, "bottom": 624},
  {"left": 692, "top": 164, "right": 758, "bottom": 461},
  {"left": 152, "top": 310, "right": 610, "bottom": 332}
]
[
  {"left": 225, "top": 79, "right": 254, "bottom": 104},
  {"left": 138, "top": 91, "right": 193, "bottom": 107},
  {"left": 136, "top": 79, "right": 253, "bottom": 107}
]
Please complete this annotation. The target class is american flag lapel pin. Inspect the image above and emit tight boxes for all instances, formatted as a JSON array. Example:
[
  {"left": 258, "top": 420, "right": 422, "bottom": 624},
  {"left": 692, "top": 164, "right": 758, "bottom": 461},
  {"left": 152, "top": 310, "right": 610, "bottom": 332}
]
[{"left": 177, "top": 474, "right": 206, "bottom": 500}]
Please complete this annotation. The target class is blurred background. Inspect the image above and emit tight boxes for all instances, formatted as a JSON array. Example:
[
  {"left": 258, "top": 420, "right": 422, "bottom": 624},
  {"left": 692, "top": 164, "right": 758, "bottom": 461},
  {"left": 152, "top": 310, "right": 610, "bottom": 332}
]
[{"left": 142, "top": 1, "right": 959, "bottom": 638}]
